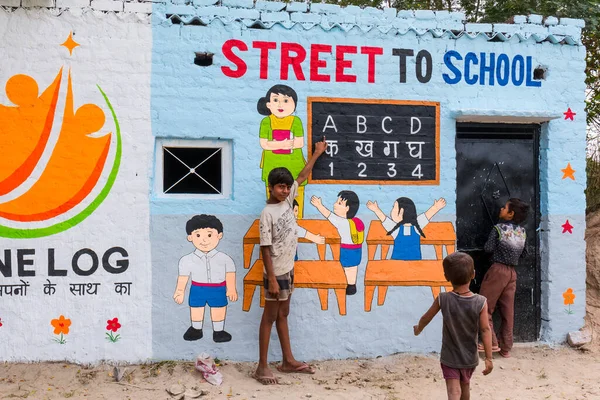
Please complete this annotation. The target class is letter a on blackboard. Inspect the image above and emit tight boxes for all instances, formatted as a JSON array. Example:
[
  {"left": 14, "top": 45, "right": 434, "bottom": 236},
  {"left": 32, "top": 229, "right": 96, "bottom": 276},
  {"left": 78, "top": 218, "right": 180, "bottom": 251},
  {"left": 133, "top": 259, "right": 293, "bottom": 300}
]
[{"left": 323, "top": 115, "right": 338, "bottom": 132}]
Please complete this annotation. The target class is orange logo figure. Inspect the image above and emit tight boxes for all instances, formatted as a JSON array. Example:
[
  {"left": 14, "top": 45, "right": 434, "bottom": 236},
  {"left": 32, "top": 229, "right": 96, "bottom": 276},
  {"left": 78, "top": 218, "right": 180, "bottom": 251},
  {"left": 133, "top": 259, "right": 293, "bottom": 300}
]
[{"left": 0, "top": 32, "right": 121, "bottom": 239}]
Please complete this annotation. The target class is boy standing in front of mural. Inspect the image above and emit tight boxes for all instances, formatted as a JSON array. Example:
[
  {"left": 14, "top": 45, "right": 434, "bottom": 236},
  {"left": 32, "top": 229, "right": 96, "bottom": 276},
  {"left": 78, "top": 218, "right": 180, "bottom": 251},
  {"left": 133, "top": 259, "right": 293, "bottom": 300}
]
[
  {"left": 310, "top": 191, "right": 364, "bottom": 295},
  {"left": 253, "top": 138, "right": 327, "bottom": 385},
  {"left": 414, "top": 252, "right": 493, "bottom": 400},
  {"left": 173, "top": 215, "right": 238, "bottom": 343},
  {"left": 478, "top": 199, "right": 529, "bottom": 359}
]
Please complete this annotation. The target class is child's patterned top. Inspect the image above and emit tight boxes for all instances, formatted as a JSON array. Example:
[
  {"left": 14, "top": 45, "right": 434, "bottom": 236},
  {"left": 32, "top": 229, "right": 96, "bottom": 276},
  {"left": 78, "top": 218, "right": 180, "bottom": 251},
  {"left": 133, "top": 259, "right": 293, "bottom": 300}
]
[{"left": 484, "top": 221, "right": 527, "bottom": 267}]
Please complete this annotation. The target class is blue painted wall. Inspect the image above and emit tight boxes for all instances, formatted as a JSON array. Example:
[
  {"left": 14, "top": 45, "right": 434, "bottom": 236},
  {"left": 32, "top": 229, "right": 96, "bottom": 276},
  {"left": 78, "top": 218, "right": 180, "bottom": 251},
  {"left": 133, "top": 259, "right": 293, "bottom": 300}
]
[{"left": 151, "top": 5, "right": 587, "bottom": 360}]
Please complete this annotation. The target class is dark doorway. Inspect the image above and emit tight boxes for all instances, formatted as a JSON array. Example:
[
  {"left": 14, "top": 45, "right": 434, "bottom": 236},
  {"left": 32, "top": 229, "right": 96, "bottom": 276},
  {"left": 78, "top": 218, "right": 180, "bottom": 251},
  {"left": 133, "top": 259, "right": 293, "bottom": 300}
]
[{"left": 455, "top": 123, "right": 540, "bottom": 342}]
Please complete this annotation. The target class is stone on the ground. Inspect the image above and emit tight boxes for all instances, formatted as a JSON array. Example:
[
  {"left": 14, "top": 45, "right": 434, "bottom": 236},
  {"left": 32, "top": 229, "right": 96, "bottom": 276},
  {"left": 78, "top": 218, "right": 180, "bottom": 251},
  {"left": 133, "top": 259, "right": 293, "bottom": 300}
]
[
  {"left": 567, "top": 329, "right": 592, "bottom": 347},
  {"left": 167, "top": 383, "right": 186, "bottom": 396},
  {"left": 113, "top": 366, "right": 127, "bottom": 382}
]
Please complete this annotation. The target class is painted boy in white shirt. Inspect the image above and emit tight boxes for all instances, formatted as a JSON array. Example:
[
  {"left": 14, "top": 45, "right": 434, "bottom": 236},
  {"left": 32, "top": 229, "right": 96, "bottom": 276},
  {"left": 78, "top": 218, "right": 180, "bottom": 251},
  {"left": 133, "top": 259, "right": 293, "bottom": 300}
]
[{"left": 173, "top": 214, "right": 238, "bottom": 343}]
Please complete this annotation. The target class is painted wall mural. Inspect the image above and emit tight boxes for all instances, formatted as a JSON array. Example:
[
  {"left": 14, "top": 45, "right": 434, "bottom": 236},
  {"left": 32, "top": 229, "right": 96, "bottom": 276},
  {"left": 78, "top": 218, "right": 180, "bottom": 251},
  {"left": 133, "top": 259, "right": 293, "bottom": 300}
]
[
  {"left": 0, "top": 3, "right": 587, "bottom": 363},
  {"left": 174, "top": 215, "right": 238, "bottom": 343},
  {"left": 0, "top": 32, "right": 121, "bottom": 239},
  {"left": 258, "top": 85, "right": 307, "bottom": 218},
  {"left": 1, "top": 9, "right": 152, "bottom": 363}
]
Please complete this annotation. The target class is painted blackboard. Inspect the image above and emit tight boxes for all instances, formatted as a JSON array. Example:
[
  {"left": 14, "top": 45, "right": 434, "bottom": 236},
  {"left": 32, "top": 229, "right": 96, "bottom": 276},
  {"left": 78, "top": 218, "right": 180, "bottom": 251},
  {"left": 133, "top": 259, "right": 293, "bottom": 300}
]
[{"left": 307, "top": 98, "right": 440, "bottom": 185}]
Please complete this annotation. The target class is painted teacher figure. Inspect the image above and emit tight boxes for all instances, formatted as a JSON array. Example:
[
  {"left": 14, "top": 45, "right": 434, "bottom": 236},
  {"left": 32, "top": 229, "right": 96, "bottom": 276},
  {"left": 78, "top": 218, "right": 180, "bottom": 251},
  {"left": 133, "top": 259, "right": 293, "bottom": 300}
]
[
  {"left": 367, "top": 197, "right": 446, "bottom": 260},
  {"left": 257, "top": 85, "right": 307, "bottom": 218}
]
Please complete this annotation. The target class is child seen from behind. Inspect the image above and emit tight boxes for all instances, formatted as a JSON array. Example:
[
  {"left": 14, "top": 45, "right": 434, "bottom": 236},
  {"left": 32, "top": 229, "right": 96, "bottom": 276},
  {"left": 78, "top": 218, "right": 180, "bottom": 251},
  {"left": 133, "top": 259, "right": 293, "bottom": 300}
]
[
  {"left": 478, "top": 198, "right": 529, "bottom": 358},
  {"left": 414, "top": 252, "right": 493, "bottom": 400}
]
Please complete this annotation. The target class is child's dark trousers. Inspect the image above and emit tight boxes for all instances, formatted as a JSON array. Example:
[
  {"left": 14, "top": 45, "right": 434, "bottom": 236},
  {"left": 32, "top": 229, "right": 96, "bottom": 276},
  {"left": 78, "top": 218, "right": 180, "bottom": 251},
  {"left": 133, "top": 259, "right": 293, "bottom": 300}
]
[{"left": 479, "top": 262, "right": 517, "bottom": 352}]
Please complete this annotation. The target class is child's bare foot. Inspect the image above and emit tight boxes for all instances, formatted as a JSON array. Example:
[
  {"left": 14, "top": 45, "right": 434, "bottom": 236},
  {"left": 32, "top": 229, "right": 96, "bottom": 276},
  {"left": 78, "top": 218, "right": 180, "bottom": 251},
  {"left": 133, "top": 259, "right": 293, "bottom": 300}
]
[
  {"left": 499, "top": 350, "right": 511, "bottom": 358},
  {"left": 478, "top": 343, "right": 500, "bottom": 352},
  {"left": 277, "top": 360, "right": 316, "bottom": 374},
  {"left": 253, "top": 365, "right": 279, "bottom": 385}
]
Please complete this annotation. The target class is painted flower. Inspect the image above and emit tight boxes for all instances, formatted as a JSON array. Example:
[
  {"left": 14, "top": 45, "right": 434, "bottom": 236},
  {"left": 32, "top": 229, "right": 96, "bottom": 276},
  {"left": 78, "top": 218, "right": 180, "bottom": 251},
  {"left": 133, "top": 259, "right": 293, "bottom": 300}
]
[
  {"left": 51, "top": 315, "right": 71, "bottom": 335},
  {"left": 106, "top": 318, "right": 121, "bottom": 333},
  {"left": 563, "top": 288, "right": 576, "bottom": 306},
  {"left": 51, "top": 315, "right": 71, "bottom": 344},
  {"left": 0, "top": 318, "right": 3, "bottom": 327},
  {"left": 105, "top": 317, "right": 122, "bottom": 343}
]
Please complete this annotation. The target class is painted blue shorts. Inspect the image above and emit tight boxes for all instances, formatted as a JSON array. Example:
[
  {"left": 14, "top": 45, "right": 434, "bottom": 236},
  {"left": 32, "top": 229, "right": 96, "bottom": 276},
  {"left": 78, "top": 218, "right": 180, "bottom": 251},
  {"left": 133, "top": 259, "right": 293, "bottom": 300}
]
[
  {"left": 189, "top": 282, "right": 228, "bottom": 308},
  {"left": 340, "top": 247, "right": 362, "bottom": 268}
]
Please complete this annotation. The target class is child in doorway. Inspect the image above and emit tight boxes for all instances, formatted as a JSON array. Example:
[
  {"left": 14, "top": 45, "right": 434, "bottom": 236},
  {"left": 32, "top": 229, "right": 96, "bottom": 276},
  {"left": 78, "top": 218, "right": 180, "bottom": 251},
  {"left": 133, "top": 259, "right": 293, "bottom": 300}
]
[
  {"left": 173, "top": 215, "right": 238, "bottom": 343},
  {"left": 253, "top": 137, "right": 327, "bottom": 385},
  {"left": 478, "top": 198, "right": 529, "bottom": 358},
  {"left": 292, "top": 199, "right": 325, "bottom": 261},
  {"left": 414, "top": 252, "right": 493, "bottom": 400},
  {"left": 366, "top": 197, "right": 446, "bottom": 260},
  {"left": 310, "top": 191, "right": 364, "bottom": 295},
  {"left": 257, "top": 85, "right": 307, "bottom": 218}
]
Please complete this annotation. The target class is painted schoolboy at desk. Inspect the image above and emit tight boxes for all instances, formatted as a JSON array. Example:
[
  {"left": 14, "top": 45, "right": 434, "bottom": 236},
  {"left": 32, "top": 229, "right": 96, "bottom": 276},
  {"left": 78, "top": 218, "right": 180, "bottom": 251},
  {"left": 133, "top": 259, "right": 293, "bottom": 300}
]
[
  {"left": 310, "top": 191, "right": 364, "bottom": 295},
  {"left": 366, "top": 197, "right": 446, "bottom": 260}
]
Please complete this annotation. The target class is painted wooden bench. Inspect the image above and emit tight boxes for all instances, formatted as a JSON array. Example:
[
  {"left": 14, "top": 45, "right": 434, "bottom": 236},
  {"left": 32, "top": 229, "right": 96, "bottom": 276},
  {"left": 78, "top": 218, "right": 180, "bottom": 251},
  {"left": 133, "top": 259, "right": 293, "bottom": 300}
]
[
  {"left": 242, "top": 219, "right": 341, "bottom": 269},
  {"left": 364, "top": 259, "right": 453, "bottom": 312},
  {"left": 242, "top": 259, "right": 348, "bottom": 315}
]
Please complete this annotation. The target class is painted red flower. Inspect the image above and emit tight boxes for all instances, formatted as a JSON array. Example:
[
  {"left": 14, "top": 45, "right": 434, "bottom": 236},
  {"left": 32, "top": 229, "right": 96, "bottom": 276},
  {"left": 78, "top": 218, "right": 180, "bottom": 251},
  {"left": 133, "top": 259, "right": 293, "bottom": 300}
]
[
  {"left": 106, "top": 318, "right": 121, "bottom": 332},
  {"left": 0, "top": 318, "right": 3, "bottom": 327}
]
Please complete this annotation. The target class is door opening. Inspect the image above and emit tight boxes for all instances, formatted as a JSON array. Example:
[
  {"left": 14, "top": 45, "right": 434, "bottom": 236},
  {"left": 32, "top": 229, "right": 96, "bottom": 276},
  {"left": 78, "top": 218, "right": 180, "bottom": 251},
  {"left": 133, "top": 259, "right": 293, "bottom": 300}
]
[{"left": 455, "top": 123, "right": 541, "bottom": 342}]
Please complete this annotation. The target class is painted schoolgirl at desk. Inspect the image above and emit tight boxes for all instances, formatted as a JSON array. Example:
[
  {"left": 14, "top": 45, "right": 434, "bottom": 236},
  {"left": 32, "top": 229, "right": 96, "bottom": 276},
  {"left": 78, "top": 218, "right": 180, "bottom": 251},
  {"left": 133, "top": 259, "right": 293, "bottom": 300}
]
[{"left": 366, "top": 197, "right": 446, "bottom": 260}]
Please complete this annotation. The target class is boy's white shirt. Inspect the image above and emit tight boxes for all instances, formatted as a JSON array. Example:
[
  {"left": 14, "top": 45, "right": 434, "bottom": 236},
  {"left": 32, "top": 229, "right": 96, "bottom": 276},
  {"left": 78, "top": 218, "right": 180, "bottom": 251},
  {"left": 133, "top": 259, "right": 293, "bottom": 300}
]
[
  {"left": 259, "top": 181, "right": 299, "bottom": 276},
  {"left": 382, "top": 213, "right": 429, "bottom": 238},
  {"left": 328, "top": 213, "right": 353, "bottom": 244},
  {"left": 297, "top": 226, "right": 307, "bottom": 238},
  {"left": 178, "top": 249, "right": 235, "bottom": 283}
]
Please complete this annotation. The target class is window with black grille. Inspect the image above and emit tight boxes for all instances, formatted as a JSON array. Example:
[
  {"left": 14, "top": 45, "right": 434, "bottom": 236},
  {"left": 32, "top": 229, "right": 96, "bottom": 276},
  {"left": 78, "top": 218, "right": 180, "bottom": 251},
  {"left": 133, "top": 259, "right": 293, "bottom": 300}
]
[{"left": 162, "top": 146, "right": 223, "bottom": 195}]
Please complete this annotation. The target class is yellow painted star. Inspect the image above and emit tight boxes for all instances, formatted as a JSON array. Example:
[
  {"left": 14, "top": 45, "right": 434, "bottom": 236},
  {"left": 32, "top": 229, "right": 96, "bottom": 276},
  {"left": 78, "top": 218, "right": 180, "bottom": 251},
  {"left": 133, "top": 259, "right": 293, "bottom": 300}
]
[
  {"left": 61, "top": 31, "right": 79, "bottom": 56},
  {"left": 561, "top": 163, "right": 576, "bottom": 180}
]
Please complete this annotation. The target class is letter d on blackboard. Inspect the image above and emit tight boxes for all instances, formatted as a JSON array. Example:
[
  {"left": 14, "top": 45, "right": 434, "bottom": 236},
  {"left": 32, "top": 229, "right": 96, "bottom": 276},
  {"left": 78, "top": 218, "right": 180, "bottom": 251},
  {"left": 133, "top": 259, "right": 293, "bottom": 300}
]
[{"left": 411, "top": 117, "right": 422, "bottom": 134}]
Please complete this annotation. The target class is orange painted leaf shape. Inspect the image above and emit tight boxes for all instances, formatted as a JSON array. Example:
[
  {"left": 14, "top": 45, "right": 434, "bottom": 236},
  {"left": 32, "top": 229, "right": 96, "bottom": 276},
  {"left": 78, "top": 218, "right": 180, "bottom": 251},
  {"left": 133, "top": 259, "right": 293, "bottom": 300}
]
[
  {"left": 0, "top": 70, "right": 62, "bottom": 196},
  {"left": 0, "top": 70, "right": 111, "bottom": 222},
  {"left": 51, "top": 315, "right": 71, "bottom": 335}
]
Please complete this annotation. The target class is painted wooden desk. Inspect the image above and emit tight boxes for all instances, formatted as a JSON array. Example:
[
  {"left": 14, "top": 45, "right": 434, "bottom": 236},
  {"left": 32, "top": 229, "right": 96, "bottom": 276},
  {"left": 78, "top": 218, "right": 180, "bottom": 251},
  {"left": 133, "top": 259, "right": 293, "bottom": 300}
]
[
  {"left": 242, "top": 259, "right": 347, "bottom": 315},
  {"left": 242, "top": 219, "right": 341, "bottom": 269},
  {"left": 366, "top": 220, "right": 456, "bottom": 261},
  {"left": 364, "top": 260, "right": 452, "bottom": 311}
]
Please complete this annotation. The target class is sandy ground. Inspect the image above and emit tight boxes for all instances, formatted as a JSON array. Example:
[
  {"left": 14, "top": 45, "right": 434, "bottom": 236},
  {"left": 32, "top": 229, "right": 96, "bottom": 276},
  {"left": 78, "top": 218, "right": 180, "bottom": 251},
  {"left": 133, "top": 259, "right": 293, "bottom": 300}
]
[{"left": 1, "top": 345, "right": 599, "bottom": 400}]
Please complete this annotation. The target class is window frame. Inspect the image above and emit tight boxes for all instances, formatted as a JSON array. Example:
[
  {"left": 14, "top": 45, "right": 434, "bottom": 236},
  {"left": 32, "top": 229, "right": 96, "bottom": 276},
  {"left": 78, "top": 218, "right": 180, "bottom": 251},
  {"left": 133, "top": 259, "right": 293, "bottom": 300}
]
[{"left": 154, "top": 138, "right": 232, "bottom": 200}]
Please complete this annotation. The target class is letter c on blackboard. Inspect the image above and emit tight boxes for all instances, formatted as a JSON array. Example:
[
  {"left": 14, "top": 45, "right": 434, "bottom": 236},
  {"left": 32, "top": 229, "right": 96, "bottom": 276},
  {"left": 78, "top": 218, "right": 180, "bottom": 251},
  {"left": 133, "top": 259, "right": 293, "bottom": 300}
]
[{"left": 382, "top": 116, "right": 393, "bottom": 133}]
